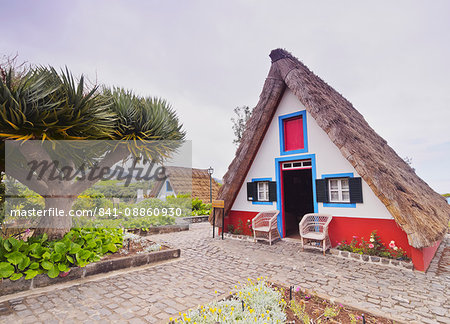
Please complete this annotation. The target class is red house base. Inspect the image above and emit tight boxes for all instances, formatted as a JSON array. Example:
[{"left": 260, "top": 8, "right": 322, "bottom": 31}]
[{"left": 225, "top": 211, "right": 441, "bottom": 272}]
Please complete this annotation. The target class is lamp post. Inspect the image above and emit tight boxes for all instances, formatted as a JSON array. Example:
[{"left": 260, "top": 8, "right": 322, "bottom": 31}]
[{"left": 207, "top": 167, "right": 214, "bottom": 203}]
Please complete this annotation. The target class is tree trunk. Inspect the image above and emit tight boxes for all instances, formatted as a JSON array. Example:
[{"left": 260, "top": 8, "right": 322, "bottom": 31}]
[{"left": 33, "top": 197, "right": 76, "bottom": 240}]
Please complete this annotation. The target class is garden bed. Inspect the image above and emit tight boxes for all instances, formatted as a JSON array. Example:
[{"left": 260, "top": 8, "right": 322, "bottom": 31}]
[
  {"left": 333, "top": 231, "right": 413, "bottom": 271},
  {"left": 274, "top": 283, "right": 394, "bottom": 324},
  {"left": 0, "top": 232, "right": 180, "bottom": 297},
  {"left": 170, "top": 279, "right": 395, "bottom": 324}
]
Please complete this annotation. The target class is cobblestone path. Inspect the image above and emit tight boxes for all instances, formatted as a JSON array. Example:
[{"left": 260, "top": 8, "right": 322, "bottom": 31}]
[{"left": 0, "top": 223, "right": 449, "bottom": 323}]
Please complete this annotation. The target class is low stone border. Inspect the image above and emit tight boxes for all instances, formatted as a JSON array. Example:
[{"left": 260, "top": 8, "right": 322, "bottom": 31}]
[
  {"left": 223, "top": 232, "right": 254, "bottom": 242},
  {"left": 330, "top": 248, "right": 413, "bottom": 270},
  {"left": 0, "top": 248, "right": 180, "bottom": 297},
  {"left": 129, "top": 223, "right": 189, "bottom": 236},
  {"left": 181, "top": 215, "right": 209, "bottom": 223}
]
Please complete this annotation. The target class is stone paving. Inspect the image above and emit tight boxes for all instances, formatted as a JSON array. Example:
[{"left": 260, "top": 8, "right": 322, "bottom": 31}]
[{"left": 0, "top": 223, "right": 449, "bottom": 323}]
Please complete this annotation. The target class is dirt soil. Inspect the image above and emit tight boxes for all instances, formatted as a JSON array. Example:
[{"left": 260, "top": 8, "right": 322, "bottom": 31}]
[{"left": 274, "top": 283, "right": 394, "bottom": 324}]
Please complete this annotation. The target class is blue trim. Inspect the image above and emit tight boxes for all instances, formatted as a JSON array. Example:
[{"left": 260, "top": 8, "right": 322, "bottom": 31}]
[
  {"left": 252, "top": 178, "right": 272, "bottom": 182},
  {"left": 278, "top": 110, "right": 308, "bottom": 155},
  {"left": 251, "top": 178, "right": 273, "bottom": 205},
  {"left": 321, "top": 173, "right": 356, "bottom": 208},
  {"left": 275, "top": 154, "right": 318, "bottom": 238},
  {"left": 166, "top": 180, "right": 173, "bottom": 192},
  {"left": 321, "top": 173, "right": 354, "bottom": 179},
  {"left": 323, "top": 203, "right": 355, "bottom": 208}
]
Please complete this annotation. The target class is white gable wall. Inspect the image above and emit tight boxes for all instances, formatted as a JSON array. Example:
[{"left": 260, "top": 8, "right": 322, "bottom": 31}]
[
  {"left": 157, "top": 179, "right": 175, "bottom": 201},
  {"left": 231, "top": 89, "right": 392, "bottom": 220}
]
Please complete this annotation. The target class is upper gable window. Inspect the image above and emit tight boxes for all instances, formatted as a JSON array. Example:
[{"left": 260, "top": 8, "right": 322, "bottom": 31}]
[{"left": 278, "top": 111, "right": 308, "bottom": 155}]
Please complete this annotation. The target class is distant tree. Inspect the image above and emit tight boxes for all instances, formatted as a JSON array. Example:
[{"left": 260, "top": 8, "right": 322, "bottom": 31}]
[
  {"left": 231, "top": 106, "right": 252, "bottom": 146},
  {"left": 403, "top": 156, "right": 415, "bottom": 172}
]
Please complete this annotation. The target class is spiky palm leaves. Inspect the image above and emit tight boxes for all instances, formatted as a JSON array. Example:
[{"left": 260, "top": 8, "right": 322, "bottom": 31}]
[
  {"left": 0, "top": 67, "right": 116, "bottom": 141},
  {"left": 0, "top": 65, "right": 186, "bottom": 236},
  {"left": 106, "top": 88, "right": 186, "bottom": 162},
  {"left": 0, "top": 66, "right": 185, "bottom": 156}
]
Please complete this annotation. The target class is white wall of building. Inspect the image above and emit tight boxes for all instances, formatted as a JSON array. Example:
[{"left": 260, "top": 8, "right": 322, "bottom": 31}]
[{"left": 231, "top": 89, "right": 392, "bottom": 220}]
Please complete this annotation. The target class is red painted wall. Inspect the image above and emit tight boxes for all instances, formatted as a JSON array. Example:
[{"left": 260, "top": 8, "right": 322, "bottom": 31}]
[
  {"left": 225, "top": 210, "right": 258, "bottom": 236},
  {"left": 284, "top": 116, "right": 304, "bottom": 151},
  {"left": 328, "top": 217, "right": 411, "bottom": 255},
  {"left": 410, "top": 240, "right": 441, "bottom": 272}
]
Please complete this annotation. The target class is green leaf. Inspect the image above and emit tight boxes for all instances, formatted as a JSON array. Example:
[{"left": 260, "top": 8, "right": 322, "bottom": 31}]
[
  {"left": 86, "top": 239, "right": 97, "bottom": 249},
  {"left": 58, "top": 263, "right": 69, "bottom": 272},
  {"left": 30, "top": 246, "right": 47, "bottom": 259},
  {"left": 42, "top": 251, "right": 51, "bottom": 259},
  {"left": 9, "top": 273, "right": 23, "bottom": 281},
  {"left": 24, "top": 269, "right": 39, "bottom": 280},
  {"left": 29, "top": 262, "right": 40, "bottom": 270},
  {"left": 0, "top": 262, "right": 15, "bottom": 278},
  {"left": 54, "top": 242, "right": 68, "bottom": 254},
  {"left": 69, "top": 242, "right": 81, "bottom": 254},
  {"left": 76, "top": 249, "right": 92, "bottom": 261},
  {"left": 7, "top": 237, "right": 23, "bottom": 251},
  {"left": 51, "top": 252, "right": 62, "bottom": 262},
  {"left": 41, "top": 260, "right": 53, "bottom": 270},
  {"left": 106, "top": 243, "right": 117, "bottom": 253},
  {"left": 3, "top": 239, "right": 12, "bottom": 252},
  {"left": 18, "top": 256, "right": 31, "bottom": 271},
  {"left": 66, "top": 255, "right": 74, "bottom": 264},
  {"left": 47, "top": 265, "right": 60, "bottom": 278},
  {"left": 6, "top": 251, "right": 24, "bottom": 266}
]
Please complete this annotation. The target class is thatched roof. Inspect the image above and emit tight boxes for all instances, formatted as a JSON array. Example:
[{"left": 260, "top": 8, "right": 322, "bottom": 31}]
[
  {"left": 149, "top": 166, "right": 220, "bottom": 202},
  {"left": 212, "top": 48, "right": 450, "bottom": 248}
]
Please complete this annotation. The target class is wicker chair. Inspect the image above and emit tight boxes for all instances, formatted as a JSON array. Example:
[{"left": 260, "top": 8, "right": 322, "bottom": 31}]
[
  {"left": 299, "top": 213, "right": 333, "bottom": 255},
  {"left": 252, "top": 210, "right": 281, "bottom": 245}
]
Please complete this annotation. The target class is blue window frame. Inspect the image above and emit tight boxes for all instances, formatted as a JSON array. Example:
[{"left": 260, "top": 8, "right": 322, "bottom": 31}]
[
  {"left": 278, "top": 110, "right": 308, "bottom": 155},
  {"left": 321, "top": 173, "right": 356, "bottom": 208},
  {"left": 251, "top": 178, "right": 273, "bottom": 205}
]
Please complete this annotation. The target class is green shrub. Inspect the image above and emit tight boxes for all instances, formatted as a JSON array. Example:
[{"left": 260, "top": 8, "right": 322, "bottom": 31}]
[{"left": 191, "top": 197, "right": 211, "bottom": 216}]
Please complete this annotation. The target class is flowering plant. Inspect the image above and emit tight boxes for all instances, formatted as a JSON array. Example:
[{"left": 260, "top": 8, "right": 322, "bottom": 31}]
[{"left": 337, "top": 230, "right": 410, "bottom": 261}]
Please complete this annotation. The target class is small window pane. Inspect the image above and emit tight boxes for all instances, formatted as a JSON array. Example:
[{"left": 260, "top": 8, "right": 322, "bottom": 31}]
[
  {"left": 341, "top": 179, "right": 349, "bottom": 189},
  {"left": 293, "top": 162, "right": 302, "bottom": 167},
  {"left": 329, "top": 180, "right": 339, "bottom": 190},
  {"left": 342, "top": 191, "right": 350, "bottom": 202},
  {"left": 257, "top": 182, "right": 269, "bottom": 201},
  {"left": 330, "top": 191, "right": 339, "bottom": 201},
  {"left": 303, "top": 161, "right": 312, "bottom": 166}
]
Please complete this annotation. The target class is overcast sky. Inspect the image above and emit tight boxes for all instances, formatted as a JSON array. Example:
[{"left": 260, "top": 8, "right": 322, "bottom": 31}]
[{"left": 2, "top": 0, "right": 449, "bottom": 193}]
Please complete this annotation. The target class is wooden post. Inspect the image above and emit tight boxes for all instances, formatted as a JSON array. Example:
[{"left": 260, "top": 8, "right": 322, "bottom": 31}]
[{"left": 212, "top": 200, "right": 225, "bottom": 239}]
